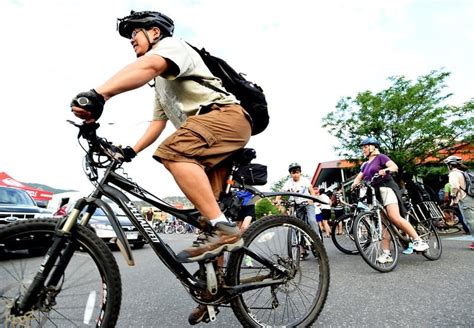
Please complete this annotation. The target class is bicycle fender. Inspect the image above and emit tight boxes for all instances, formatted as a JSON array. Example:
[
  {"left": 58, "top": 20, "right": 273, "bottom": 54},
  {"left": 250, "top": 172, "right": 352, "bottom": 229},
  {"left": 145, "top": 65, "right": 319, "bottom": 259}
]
[{"left": 93, "top": 198, "right": 135, "bottom": 266}]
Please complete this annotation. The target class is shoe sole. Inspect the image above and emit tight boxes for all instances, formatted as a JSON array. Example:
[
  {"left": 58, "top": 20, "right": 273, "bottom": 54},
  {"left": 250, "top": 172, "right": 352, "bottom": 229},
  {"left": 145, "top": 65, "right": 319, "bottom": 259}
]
[
  {"left": 180, "top": 239, "right": 244, "bottom": 263},
  {"left": 189, "top": 309, "right": 208, "bottom": 325},
  {"left": 377, "top": 260, "right": 393, "bottom": 264},
  {"left": 413, "top": 246, "right": 429, "bottom": 252}
]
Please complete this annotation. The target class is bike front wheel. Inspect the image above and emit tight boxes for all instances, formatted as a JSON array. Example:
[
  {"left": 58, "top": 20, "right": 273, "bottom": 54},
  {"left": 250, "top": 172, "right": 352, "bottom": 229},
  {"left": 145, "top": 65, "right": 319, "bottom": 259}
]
[
  {"left": 227, "top": 215, "right": 330, "bottom": 327},
  {"left": 331, "top": 214, "right": 359, "bottom": 255},
  {"left": 416, "top": 218, "right": 442, "bottom": 260},
  {"left": 0, "top": 219, "right": 122, "bottom": 327},
  {"left": 353, "top": 211, "right": 399, "bottom": 273}
]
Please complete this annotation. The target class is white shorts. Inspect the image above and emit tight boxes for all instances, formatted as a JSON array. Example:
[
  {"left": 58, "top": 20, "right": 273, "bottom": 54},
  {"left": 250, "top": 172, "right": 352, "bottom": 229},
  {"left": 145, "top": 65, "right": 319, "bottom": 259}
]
[{"left": 379, "top": 187, "right": 398, "bottom": 206}]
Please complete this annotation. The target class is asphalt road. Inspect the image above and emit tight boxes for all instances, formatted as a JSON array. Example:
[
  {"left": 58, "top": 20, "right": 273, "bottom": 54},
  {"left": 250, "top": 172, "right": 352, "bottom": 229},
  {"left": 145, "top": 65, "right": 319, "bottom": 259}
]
[{"left": 112, "top": 231, "right": 473, "bottom": 328}]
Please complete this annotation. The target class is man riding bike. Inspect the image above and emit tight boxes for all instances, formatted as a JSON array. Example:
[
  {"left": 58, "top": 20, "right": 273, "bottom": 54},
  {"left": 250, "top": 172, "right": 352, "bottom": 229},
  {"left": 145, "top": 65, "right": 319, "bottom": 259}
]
[
  {"left": 276, "top": 163, "right": 320, "bottom": 240},
  {"left": 70, "top": 10, "right": 252, "bottom": 324}
]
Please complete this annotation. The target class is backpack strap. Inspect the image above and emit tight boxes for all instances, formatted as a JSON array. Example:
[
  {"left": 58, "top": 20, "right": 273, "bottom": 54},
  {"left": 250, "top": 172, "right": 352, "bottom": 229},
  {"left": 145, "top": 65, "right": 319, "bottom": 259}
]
[
  {"left": 184, "top": 76, "right": 230, "bottom": 96},
  {"left": 184, "top": 41, "right": 231, "bottom": 96}
]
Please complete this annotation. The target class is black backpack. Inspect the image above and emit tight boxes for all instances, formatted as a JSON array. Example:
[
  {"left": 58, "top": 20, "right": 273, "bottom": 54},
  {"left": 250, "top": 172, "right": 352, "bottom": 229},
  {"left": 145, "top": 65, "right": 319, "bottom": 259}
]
[{"left": 186, "top": 43, "right": 269, "bottom": 136}]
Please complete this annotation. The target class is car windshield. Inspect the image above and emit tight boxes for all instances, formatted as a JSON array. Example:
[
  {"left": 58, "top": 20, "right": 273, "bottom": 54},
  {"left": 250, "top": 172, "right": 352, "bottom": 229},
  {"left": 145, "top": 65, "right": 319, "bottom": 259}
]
[{"left": 0, "top": 187, "right": 36, "bottom": 206}]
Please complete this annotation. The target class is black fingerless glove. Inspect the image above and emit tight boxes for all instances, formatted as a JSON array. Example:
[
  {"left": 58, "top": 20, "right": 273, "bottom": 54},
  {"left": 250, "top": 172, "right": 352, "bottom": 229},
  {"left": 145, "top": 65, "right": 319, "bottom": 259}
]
[
  {"left": 71, "top": 89, "right": 105, "bottom": 120},
  {"left": 120, "top": 146, "right": 137, "bottom": 162}
]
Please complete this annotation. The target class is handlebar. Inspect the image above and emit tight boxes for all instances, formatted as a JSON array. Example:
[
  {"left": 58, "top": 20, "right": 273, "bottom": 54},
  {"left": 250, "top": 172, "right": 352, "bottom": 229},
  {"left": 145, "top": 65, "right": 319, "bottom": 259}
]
[{"left": 67, "top": 120, "right": 124, "bottom": 169}]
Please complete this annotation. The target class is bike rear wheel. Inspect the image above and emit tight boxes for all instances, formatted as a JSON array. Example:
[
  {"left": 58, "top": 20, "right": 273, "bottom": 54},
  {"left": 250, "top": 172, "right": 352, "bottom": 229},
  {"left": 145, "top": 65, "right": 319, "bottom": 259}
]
[
  {"left": 0, "top": 219, "right": 122, "bottom": 327},
  {"left": 227, "top": 215, "right": 330, "bottom": 327},
  {"left": 331, "top": 214, "right": 359, "bottom": 255},
  {"left": 353, "top": 211, "right": 399, "bottom": 273},
  {"left": 436, "top": 207, "right": 462, "bottom": 234}
]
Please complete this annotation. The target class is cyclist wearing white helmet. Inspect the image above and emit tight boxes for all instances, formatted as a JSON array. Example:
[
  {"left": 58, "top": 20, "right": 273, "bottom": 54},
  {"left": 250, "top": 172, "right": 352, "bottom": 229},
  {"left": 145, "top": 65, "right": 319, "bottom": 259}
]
[
  {"left": 351, "top": 137, "right": 429, "bottom": 262},
  {"left": 70, "top": 10, "right": 252, "bottom": 324},
  {"left": 444, "top": 156, "right": 474, "bottom": 250},
  {"left": 275, "top": 163, "right": 321, "bottom": 244}
]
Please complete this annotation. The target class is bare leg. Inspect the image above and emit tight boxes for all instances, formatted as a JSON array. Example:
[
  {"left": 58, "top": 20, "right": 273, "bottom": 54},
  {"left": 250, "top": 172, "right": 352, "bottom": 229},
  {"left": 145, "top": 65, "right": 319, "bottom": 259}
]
[
  {"left": 162, "top": 160, "right": 221, "bottom": 220},
  {"left": 240, "top": 216, "right": 252, "bottom": 232},
  {"left": 385, "top": 204, "right": 419, "bottom": 240},
  {"left": 322, "top": 220, "right": 331, "bottom": 237}
]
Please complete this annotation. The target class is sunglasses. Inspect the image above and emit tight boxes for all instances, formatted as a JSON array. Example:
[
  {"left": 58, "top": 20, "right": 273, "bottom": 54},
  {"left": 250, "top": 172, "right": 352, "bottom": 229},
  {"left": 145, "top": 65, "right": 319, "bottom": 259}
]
[{"left": 291, "top": 170, "right": 301, "bottom": 174}]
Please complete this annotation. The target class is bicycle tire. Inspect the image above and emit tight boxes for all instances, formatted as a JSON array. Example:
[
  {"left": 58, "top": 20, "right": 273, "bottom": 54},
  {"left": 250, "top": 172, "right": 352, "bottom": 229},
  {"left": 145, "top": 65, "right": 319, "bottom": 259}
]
[
  {"left": 227, "top": 215, "right": 330, "bottom": 327},
  {"left": 0, "top": 219, "right": 122, "bottom": 327},
  {"left": 164, "top": 225, "right": 174, "bottom": 234},
  {"left": 353, "top": 211, "right": 399, "bottom": 273},
  {"left": 331, "top": 214, "right": 359, "bottom": 255},
  {"left": 416, "top": 219, "right": 442, "bottom": 260},
  {"left": 175, "top": 224, "right": 186, "bottom": 234},
  {"left": 436, "top": 208, "right": 462, "bottom": 234},
  {"left": 286, "top": 226, "right": 301, "bottom": 265}
]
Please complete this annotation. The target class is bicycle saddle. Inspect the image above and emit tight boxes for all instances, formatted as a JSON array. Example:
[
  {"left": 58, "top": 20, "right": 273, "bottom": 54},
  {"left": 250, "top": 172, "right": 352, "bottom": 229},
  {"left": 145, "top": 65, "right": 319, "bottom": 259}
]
[{"left": 227, "top": 148, "right": 257, "bottom": 166}]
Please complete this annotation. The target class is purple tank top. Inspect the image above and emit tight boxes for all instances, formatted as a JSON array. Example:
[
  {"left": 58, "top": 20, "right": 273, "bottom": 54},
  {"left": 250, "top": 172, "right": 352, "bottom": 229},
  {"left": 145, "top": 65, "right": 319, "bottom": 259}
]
[{"left": 361, "top": 154, "right": 391, "bottom": 182}]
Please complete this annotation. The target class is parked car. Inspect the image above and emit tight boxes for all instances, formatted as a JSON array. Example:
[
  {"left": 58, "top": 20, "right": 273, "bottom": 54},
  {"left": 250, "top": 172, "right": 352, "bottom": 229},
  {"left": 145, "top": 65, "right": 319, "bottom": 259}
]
[
  {"left": 0, "top": 186, "right": 42, "bottom": 225},
  {"left": 87, "top": 205, "right": 146, "bottom": 249}
]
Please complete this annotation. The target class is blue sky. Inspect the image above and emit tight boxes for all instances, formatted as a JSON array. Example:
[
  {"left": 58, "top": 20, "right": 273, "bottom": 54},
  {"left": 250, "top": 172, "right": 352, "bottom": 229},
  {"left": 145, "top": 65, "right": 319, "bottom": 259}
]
[{"left": 0, "top": 0, "right": 472, "bottom": 198}]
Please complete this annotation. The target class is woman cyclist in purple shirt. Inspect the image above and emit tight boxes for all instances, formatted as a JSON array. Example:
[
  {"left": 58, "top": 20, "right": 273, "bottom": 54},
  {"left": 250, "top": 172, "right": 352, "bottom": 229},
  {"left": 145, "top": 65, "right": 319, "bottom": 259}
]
[{"left": 351, "top": 137, "right": 429, "bottom": 263}]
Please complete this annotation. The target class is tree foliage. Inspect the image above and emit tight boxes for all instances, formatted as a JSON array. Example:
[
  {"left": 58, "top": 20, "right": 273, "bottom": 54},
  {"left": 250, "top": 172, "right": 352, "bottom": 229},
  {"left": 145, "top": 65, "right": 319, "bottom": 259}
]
[
  {"left": 255, "top": 198, "right": 280, "bottom": 219},
  {"left": 321, "top": 70, "right": 473, "bottom": 176}
]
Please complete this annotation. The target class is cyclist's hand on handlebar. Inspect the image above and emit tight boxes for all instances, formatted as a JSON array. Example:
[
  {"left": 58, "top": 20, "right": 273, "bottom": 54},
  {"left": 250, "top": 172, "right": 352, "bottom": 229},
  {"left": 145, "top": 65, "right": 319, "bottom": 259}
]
[
  {"left": 71, "top": 89, "right": 105, "bottom": 121},
  {"left": 120, "top": 146, "right": 137, "bottom": 162},
  {"left": 102, "top": 144, "right": 136, "bottom": 163}
]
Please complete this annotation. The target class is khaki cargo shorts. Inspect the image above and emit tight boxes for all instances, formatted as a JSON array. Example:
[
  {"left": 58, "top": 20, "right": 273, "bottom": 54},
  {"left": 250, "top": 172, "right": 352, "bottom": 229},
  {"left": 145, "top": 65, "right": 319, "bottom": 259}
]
[{"left": 153, "top": 104, "right": 252, "bottom": 197}]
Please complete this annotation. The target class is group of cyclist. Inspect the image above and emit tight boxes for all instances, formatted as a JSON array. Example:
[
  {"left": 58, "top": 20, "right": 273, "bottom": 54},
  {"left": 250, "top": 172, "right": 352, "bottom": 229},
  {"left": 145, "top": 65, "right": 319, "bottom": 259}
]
[
  {"left": 276, "top": 137, "right": 430, "bottom": 264},
  {"left": 67, "top": 8, "right": 472, "bottom": 325}
]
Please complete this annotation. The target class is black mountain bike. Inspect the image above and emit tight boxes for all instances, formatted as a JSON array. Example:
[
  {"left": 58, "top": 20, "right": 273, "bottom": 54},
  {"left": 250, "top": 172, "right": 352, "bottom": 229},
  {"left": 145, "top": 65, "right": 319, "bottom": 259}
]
[{"left": 0, "top": 122, "right": 329, "bottom": 327}]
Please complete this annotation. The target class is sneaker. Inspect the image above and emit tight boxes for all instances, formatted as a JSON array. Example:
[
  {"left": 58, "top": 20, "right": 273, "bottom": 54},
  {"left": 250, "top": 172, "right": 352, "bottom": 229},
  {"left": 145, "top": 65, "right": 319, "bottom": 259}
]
[
  {"left": 376, "top": 252, "right": 393, "bottom": 264},
  {"left": 177, "top": 222, "right": 243, "bottom": 263},
  {"left": 188, "top": 304, "right": 208, "bottom": 325},
  {"left": 192, "top": 231, "right": 209, "bottom": 247},
  {"left": 469, "top": 242, "right": 474, "bottom": 250},
  {"left": 413, "top": 239, "right": 429, "bottom": 252},
  {"left": 402, "top": 242, "right": 414, "bottom": 255}
]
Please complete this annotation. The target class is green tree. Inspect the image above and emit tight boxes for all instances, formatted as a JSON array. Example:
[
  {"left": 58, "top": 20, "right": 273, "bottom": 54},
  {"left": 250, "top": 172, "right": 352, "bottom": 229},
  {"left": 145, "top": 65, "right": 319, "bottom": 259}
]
[
  {"left": 322, "top": 70, "right": 473, "bottom": 176},
  {"left": 271, "top": 176, "right": 290, "bottom": 192},
  {"left": 255, "top": 198, "right": 280, "bottom": 219}
]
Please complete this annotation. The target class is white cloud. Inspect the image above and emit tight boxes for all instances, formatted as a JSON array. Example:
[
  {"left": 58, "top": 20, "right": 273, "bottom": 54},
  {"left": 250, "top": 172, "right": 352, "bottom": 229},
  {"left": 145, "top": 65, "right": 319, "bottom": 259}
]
[{"left": 1, "top": 0, "right": 472, "bottom": 197}]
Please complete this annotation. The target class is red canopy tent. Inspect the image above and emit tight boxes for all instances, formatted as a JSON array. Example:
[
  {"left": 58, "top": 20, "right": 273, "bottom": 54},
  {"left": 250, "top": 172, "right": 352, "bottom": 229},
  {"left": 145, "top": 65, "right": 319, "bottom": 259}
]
[{"left": 0, "top": 172, "right": 53, "bottom": 202}]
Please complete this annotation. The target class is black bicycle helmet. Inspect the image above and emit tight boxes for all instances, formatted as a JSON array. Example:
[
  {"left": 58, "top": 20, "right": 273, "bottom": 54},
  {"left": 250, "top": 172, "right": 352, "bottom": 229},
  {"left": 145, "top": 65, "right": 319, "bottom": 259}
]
[
  {"left": 117, "top": 10, "right": 174, "bottom": 39},
  {"left": 288, "top": 162, "right": 301, "bottom": 173},
  {"left": 359, "top": 136, "right": 381, "bottom": 148}
]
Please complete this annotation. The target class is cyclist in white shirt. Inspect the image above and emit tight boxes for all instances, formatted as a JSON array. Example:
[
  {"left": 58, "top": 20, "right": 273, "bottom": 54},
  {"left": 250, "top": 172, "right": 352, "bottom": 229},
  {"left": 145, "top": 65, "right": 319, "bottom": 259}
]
[{"left": 277, "top": 163, "right": 319, "bottom": 234}]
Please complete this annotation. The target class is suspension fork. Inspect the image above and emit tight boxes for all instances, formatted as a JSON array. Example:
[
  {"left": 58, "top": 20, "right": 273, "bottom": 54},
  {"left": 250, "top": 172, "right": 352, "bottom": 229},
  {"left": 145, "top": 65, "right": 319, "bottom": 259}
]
[{"left": 15, "top": 205, "right": 86, "bottom": 313}]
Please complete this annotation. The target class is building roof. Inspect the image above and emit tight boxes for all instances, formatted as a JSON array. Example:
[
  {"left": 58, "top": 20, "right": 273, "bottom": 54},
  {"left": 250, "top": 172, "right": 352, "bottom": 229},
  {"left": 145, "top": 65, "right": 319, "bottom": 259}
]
[{"left": 311, "top": 142, "right": 473, "bottom": 187}]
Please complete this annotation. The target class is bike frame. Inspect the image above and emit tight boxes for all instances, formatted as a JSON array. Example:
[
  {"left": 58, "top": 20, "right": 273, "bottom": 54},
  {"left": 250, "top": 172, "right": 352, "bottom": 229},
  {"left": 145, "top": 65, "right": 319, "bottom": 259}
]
[
  {"left": 12, "top": 122, "right": 331, "bottom": 319},
  {"left": 57, "top": 166, "right": 298, "bottom": 301}
]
